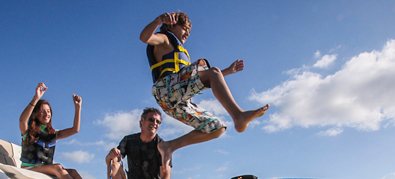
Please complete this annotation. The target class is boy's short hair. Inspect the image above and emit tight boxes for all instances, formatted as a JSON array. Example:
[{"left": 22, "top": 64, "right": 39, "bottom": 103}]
[{"left": 160, "top": 11, "right": 192, "bottom": 32}]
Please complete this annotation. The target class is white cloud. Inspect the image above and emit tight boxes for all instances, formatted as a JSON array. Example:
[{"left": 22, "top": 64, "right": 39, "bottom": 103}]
[
  {"left": 329, "top": 45, "right": 342, "bottom": 53},
  {"left": 58, "top": 150, "right": 95, "bottom": 163},
  {"left": 77, "top": 171, "right": 96, "bottom": 179},
  {"left": 215, "top": 166, "right": 227, "bottom": 172},
  {"left": 313, "top": 54, "right": 337, "bottom": 68},
  {"left": 103, "top": 142, "right": 118, "bottom": 151},
  {"left": 215, "top": 162, "right": 229, "bottom": 172},
  {"left": 62, "top": 139, "right": 117, "bottom": 151},
  {"left": 198, "top": 99, "right": 227, "bottom": 116},
  {"left": 95, "top": 109, "right": 142, "bottom": 140},
  {"left": 250, "top": 39, "right": 395, "bottom": 134},
  {"left": 159, "top": 114, "right": 194, "bottom": 137},
  {"left": 63, "top": 139, "right": 77, "bottom": 145},
  {"left": 316, "top": 128, "right": 344, "bottom": 136},
  {"left": 314, "top": 50, "right": 321, "bottom": 58},
  {"left": 215, "top": 149, "right": 229, "bottom": 155},
  {"left": 172, "top": 165, "right": 202, "bottom": 174},
  {"left": 382, "top": 172, "right": 395, "bottom": 179},
  {"left": 249, "top": 120, "right": 261, "bottom": 128}
]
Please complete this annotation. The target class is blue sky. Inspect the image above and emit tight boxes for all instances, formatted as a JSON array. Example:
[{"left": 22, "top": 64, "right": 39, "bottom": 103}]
[{"left": 1, "top": 1, "right": 395, "bottom": 179}]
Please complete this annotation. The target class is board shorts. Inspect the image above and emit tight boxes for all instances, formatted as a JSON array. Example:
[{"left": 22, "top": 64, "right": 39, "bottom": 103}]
[{"left": 152, "top": 58, "right": 227, "bottom": 133}]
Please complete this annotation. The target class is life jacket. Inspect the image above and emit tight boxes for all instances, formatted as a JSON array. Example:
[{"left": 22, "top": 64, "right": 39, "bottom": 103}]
[
  {"left": 21, "top": 127, "right": 57, "bottom": 166},
  {"left": 146, "top": 31, "right": 191, "bottom": 82}
]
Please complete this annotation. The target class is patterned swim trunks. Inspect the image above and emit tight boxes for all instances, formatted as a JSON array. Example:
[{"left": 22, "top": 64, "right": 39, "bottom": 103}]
[{"left": 152, "top": 59, "right": 226, "bottom": 133}]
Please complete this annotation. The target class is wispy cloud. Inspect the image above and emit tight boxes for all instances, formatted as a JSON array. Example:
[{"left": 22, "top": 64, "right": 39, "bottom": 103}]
[
  {"left": 159, "top": 114, "right": 194, "bottom": 137},
  {"left": 172, "top": 165, "right": 202, "bottom": 174},
  {"left": 58, "top": 150, "right": 95, "bottom": 163},
  {"left": 381, "top": 172, "right": 395, "bottom": 179},
  {"left": 249, "top": 120, "right": 261, "bottom": 128},
  {"left": 313, "top": 54, "right": 337, "bottom": 68},
  {"left": 95, "top": 109, "right": 142, "bottom": 140},
  {"left": 329, "top": 45, "right": 342, "bottom": 53},
  {"left": 62, "top": 139, "right": 117, "bottom": 151},
  {"left": 215, "top": 149, "right": 229, "bottom": 155},
  {"left": 314, "top": 50, "right": 321, "bottom": 58},
  {"left": 316, "top": 128, "right": 344, "bottom": 136},
  {"left": 215, "top": 162, "right": 229, "bottom": 172},
  {"left": 198, "top": 99, "right": 228, "bottom": 116},
  {"left": 78, "top": 171, "right": 96, "bottom": 179},
  {"left": 249, "top": 39, "right": 395, "bottom": 134},
  {"left": 215, "top": 166, "right": 227, "bottom": 172}
]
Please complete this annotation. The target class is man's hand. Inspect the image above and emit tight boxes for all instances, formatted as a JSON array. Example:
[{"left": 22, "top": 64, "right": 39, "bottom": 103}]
[{"left": 106, "top": 148, "right": 121, "bottom": 164}]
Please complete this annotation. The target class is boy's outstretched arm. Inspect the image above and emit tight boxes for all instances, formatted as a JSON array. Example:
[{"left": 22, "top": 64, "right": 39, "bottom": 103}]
[
  {"left": 140, "top": 13, "right": 175, "bottom": 45},
  {"left": 222, "top": 59, "right": 245, "bottom": 76}
]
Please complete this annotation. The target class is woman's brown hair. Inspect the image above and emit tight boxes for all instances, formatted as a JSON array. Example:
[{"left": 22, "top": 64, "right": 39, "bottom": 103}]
[{"left": 22, "top": 100, "right": 56, "bottom": 145}]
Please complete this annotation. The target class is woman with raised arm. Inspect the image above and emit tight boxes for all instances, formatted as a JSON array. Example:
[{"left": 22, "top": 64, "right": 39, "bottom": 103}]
[{"left": 19, "top": 82, "right": 82, "bottom": 179}]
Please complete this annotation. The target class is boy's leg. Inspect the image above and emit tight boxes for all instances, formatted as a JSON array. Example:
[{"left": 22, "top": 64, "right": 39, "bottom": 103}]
[
  {"left": 158, "top": 127, "right": 226, "bottom": 172},
  {"left": 158, "top": 99, "right": 227, "bottom": 172},
  {"left": 152, "top": 58, "right": 262, "bottom": 169},
  {"left": 198, "top": 67, "right": 270, "bottom": 132}
]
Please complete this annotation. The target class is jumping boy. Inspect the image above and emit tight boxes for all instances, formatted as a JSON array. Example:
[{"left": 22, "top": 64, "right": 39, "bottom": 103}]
[{"left": 140, "top": 11, "right": 270, "bottom": 171}]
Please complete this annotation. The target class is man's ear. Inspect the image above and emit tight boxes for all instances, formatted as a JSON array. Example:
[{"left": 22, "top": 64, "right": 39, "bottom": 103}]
[{"left": 140, "top": 117, "right": 144, "bottom": 126}]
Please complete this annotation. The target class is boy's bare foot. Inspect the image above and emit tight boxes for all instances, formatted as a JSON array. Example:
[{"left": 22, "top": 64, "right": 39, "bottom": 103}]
[
  {"left": 157, "top": 141, "right": 172, "bottom": 172},
  {"left": 234, "top": 104, "right": 270, "bottom": 133}
]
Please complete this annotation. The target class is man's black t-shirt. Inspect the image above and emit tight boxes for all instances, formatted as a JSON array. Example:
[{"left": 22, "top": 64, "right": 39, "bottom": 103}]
[{"left": 117, "top": 133, "right": 171, "bottom": 179}]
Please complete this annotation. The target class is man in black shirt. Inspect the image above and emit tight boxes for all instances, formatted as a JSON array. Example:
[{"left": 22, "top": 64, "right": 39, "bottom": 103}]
[{"left": 105, "top": 108, "right": 171, "bottom": 179}]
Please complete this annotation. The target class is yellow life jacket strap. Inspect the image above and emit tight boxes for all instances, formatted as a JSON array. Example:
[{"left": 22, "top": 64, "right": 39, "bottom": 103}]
[
  {"left": 178, "top": 46, "right": 190, "bottom": 60},
  {"left": 150, "top": 48, "right": 191, "bottom": 77},
  {"left": 155, "top": 56, "right": 191, "bottom": 77}
]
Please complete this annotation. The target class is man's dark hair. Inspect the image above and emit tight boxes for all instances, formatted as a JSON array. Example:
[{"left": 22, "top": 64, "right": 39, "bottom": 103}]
[
  {"left": 141, "top": 107, "right": 161, "bottom": 118},
  {"left": 140, "top": 107, "right": 162, "bottom": 127}
]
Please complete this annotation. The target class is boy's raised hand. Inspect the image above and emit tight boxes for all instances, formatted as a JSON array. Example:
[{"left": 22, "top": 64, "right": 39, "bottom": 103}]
[
  {"left": 229, "top": 59, "right": 245, "bottom": 73},
  {"left": 222, "top": 59, "right": 245, "bottom": 76},
  {"left": 159, "top": 12, "right": 176, "bottom": 25}
]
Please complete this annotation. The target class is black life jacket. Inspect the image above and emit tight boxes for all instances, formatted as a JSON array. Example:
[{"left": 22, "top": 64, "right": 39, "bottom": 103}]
[{"left": 146, "top": 31, "right": 191, "bottom": 82}]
